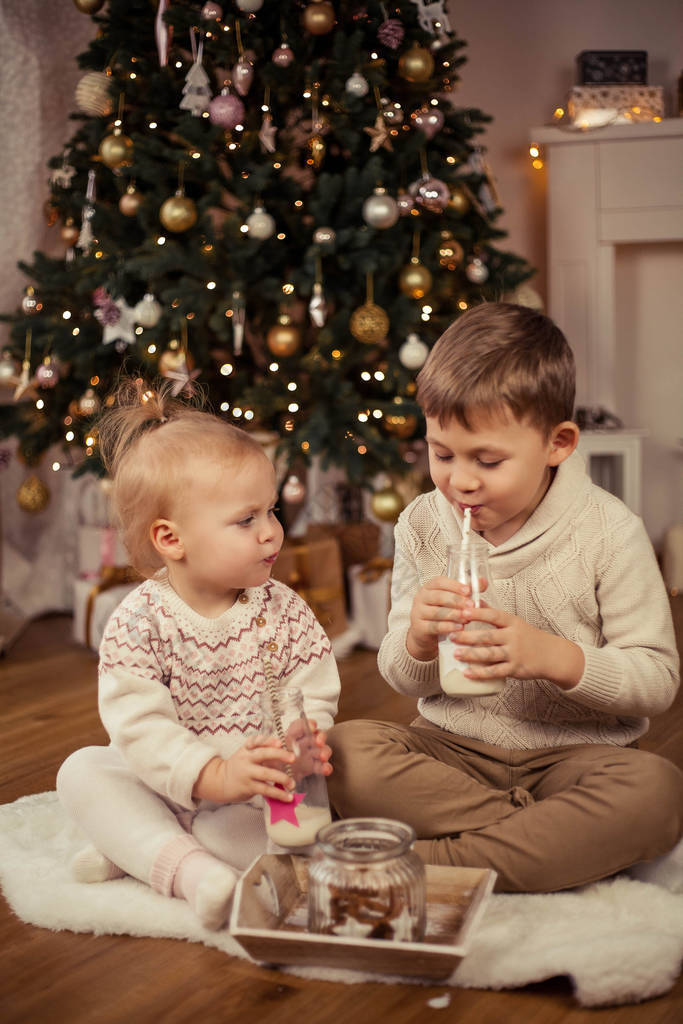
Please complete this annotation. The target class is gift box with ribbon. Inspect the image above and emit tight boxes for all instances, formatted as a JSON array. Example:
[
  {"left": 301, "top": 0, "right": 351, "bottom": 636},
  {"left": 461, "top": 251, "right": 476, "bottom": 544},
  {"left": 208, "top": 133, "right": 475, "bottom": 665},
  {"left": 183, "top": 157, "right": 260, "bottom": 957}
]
[
  {"left": 271, "top": 535, "right": 347, "bottom": 638},
  {"left": 347, "top": 557, "right": 393, "bottom": 650},
  {"left": 72, "top": 566, "right": 141, "bottom": 650}
]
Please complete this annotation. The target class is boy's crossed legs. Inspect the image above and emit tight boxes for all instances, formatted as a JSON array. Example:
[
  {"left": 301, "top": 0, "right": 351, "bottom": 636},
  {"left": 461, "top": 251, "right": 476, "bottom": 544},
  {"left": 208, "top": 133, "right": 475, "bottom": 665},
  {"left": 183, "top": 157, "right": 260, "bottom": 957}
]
[{"left": 327, "top": 718, "right": 683, "bottom": 893}]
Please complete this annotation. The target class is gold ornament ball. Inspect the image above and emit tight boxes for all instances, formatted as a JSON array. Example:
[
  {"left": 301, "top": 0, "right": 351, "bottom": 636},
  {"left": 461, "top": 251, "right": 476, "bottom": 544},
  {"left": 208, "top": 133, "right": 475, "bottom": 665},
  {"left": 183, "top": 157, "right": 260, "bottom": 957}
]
[
  {"left": 160, "top": 195, "right": 198, "bottom": 233},
  {"left": 370, "top": 485, "right": 405, "bottom": 523},
  {"left": 99, "top": 131, "right": 134, "bottom": 169},
  {"left": 399, "top": 261, "right": 433, "bottom": 300},
  {"left": 61, "top": 221, "right": 80, "bottom": 246},
  {"left": 438, "top": 234, "right": 465, "bottom": 270},
  {"left": 398, "top": 44, "right": 435, "bottom": 83},
  {"left": 384, "top": 413, "right": 418, "bottom": 439},
  {"left": 17, "top": 474, "right": 50, "bottom": 515},
  {"left": 73, "top": 0, "right": 105, "bottom": 13},
  {"left": 448, "top": 186, "right": 470, "bottom": 217},
  {"left": 302, "top": 1, "right": 336, "bottom": 35},
  {"left": 158, "top": 346, "right": 193, "bottom": 374},
  {"left": 349, "top": 302, "right": 389, "bottom": 344},
  {"left": 119, "top": 188, "right": 143, "bottom": 216},
  {"left": 75, "top": 71, "right": 113, "bottom": 117},
  {"left": 267, "top": 316, "right": 302, "bottom": 357}
]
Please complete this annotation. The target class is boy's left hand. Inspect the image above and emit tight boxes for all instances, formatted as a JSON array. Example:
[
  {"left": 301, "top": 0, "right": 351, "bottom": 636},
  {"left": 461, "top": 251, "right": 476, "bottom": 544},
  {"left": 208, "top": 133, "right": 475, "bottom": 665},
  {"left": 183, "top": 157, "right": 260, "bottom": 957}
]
[
  {"left": 286, "top": 718, "right": 333, "bottom": 778},
  {"left": 450, "top": 606, "right": 584, "bottom": 690}
]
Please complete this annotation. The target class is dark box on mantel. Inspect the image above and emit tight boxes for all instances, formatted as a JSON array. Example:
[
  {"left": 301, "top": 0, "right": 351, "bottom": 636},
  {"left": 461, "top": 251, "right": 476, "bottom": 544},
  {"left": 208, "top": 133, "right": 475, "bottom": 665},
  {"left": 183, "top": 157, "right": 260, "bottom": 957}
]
[{"left": 577, "top": 50, "right": 648, "bottom": 85}]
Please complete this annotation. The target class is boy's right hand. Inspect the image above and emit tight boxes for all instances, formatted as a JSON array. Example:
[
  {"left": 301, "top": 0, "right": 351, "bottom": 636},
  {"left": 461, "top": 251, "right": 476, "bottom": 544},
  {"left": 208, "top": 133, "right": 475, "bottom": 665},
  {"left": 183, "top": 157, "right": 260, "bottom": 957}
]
[
  {"left": 192, "top": 736, "right": 296, "bottom": 804},
  {"left": 406, "top": 576, "right": 485, "bottom": 662}
]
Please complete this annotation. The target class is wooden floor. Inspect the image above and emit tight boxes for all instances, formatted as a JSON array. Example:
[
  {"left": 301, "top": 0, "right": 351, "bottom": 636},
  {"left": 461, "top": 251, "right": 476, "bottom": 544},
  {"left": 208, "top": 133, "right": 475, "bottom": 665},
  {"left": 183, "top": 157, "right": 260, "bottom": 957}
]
[{"left": 1, "top": 605, "right": 682, "bottom": 1024}]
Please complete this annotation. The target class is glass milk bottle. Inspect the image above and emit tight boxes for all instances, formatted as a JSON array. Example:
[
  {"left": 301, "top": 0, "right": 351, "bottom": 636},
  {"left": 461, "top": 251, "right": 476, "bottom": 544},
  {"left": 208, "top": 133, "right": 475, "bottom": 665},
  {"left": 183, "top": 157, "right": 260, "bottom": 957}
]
[
  {"left": 438, "top": 529, "right": 505, "bottom": 697},
  {"left": 260, "top": 684, "right": 332, "bottom": 849}
]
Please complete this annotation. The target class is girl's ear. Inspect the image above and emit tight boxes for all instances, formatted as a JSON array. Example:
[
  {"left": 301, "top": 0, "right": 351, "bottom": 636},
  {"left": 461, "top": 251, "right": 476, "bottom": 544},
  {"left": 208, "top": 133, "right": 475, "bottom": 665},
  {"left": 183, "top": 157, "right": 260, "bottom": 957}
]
[
  {"left": 547, "top": 421, "right": 580, "bottom": 467},
  {"left": 150, "top": 519, "right": 184, "bottom": 561}
]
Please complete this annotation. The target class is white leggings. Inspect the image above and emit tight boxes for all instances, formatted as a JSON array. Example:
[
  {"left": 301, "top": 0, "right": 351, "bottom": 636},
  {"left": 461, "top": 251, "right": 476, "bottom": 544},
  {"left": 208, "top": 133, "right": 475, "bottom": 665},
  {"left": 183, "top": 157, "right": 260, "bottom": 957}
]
[{"left": 56, "top": 745, "right": 268, "bottom": 886}]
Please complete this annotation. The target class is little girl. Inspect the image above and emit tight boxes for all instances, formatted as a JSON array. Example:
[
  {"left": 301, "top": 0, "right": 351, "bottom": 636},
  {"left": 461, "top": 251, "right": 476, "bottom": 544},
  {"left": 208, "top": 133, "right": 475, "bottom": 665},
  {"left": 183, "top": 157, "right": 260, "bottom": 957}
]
[{"left": 57, "top": 380, "right": 340, "bottom": 930}]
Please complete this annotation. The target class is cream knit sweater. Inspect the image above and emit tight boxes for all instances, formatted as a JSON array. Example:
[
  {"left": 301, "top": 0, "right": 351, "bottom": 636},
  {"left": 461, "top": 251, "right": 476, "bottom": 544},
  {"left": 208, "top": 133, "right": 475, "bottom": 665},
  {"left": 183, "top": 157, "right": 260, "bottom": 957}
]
[
  {"left": 98, "top": 576, "right": 340, "bottom": 809},
  {"left": 378, "top": 452, "right": 679, "bottom": 749}
]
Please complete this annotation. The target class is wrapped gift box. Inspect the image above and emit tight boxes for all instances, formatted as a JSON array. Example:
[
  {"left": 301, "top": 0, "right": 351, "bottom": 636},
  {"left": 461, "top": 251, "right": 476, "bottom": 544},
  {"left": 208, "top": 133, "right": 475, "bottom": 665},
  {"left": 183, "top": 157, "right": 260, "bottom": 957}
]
[
  {"left": 347, "top": 558, "right": 393, "bottom": 650},
  {"left": 271, "top": 535, "right": 347, "bottom": 639},
  {"left": 77, "top": 525, "right": 128, "bottom": 579},
  {"left": 568, "top": 85, "right": 664, "bottom": 126},
  {"left": 72, "top": 571, "right": 139, "bottom": 650}
]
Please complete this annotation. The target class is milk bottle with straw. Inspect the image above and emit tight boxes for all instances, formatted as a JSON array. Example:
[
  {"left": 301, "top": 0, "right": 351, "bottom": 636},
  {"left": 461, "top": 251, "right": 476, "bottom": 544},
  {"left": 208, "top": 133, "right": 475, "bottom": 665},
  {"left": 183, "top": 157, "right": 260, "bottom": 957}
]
[
  {"left": 260, "top": 662, "right": 332, "bottom": 849},
  {"left": 438, "top": 508, "right": 505, "bottom": 696}
]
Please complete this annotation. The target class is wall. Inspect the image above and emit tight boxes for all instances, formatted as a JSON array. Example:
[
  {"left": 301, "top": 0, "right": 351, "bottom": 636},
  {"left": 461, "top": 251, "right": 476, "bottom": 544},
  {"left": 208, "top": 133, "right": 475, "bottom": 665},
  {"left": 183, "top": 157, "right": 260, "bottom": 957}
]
[
  {"left": 449, "top": 0, "right": 683, "bottom": 297},
  {"left": 449, "top": 0, "right": 683, "bottom": 544}
]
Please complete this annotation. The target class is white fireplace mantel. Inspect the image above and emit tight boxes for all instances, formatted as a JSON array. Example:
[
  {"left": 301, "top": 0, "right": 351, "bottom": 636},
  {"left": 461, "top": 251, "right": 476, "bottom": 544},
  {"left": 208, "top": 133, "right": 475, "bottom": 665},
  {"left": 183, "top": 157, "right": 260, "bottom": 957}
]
[{"left": 530, "top": 118, "right": 683, "bottom": 412}]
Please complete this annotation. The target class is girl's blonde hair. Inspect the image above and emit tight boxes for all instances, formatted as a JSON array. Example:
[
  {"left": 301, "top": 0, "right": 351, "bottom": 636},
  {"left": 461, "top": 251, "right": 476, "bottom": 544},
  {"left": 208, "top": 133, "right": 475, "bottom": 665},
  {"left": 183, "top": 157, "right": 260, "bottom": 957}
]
[{"left": 98, "top": 378, "right": 267, "bottom": 577}]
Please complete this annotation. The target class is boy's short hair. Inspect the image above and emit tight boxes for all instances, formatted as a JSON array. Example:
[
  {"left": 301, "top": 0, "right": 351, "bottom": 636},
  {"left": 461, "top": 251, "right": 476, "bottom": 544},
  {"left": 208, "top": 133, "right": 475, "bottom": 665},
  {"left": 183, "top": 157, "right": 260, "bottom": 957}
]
[{"left": 416, "top": 302, "right": 576, "bottom": 436}]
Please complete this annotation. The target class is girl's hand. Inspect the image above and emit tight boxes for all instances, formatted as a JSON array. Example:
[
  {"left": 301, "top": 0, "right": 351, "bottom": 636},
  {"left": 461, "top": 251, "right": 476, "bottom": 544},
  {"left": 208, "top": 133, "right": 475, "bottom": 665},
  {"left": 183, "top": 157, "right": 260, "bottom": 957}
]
[
  {"left": 448, "top": 605, "right": 584, "bottom": 690},
  {"left": 192, "top": 735, "right": 296, "bottom": 804},
  {"left": 406, "top": 576, "right": 487, "bottom": 662}
]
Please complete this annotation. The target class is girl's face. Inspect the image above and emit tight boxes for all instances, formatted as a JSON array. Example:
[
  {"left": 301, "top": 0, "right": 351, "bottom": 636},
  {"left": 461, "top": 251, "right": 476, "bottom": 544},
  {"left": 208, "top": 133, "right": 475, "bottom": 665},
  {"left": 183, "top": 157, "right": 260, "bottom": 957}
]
[
  {"left": 425, "top": 409, "right": 573, "bottom": 546},
  {"left": 166, "top": 452, "right": 284, "bottom": 617}
]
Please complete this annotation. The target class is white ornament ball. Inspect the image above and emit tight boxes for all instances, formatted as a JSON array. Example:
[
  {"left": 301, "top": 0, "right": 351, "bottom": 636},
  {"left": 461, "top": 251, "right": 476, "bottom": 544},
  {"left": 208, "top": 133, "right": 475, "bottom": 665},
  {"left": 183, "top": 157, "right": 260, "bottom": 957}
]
[
  {"left": 399, "top": 333, "right": 429, "bottom": 370},
  {"left": 510, "top": 283, "right": 544, "bottom": 311},
  {"left": 134, "top": 293, "right": 163, "bottom": 328},
  {"left": 282, "top": 474, "right": 306, "bottom": 504},
  {"left": 465, "top": 257, "right": 489, "bottom": 284},
  {"left": 246, "top": 206, "right": 276, "bottom": 240},
  {"left": 201, "top": 2, "right": 223, "bottom": 18},
  {"left": 0, "top": 350, "right": 17, "bottom": 383},
  {"left": 362, "top": 190, "right": 399, "bottom": 230},
  {"left": 313, "top": 225, "right": 336, "bottom": 246},
  {"left": 345, "top": 71, "right": 369, "bottom": 98},
  {"left": 74, "top": 71, "right": 113, "bottom": 117}
]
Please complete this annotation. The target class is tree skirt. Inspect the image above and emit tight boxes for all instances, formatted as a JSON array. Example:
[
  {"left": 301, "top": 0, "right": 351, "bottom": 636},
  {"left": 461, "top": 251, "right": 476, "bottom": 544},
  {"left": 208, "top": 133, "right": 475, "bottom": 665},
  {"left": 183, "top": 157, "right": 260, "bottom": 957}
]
[{"left": 1, "top": 792, "right": 682, "bottom": 1008}]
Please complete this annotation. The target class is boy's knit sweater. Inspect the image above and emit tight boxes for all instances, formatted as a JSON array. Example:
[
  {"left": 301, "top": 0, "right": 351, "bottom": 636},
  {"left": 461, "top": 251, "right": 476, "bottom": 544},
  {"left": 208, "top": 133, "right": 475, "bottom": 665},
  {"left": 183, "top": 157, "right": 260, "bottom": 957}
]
[
  {"left": 98, "top": 576, "right": 340, "bottom": 809},
  {"left": 378, "top": 451, "right": 679, "bottom": 749}
]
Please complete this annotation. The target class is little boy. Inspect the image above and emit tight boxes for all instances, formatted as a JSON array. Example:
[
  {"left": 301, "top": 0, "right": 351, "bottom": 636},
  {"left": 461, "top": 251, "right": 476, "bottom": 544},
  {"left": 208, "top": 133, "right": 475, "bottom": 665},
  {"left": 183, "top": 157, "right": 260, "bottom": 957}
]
[{"left": 328, "top": 302, "right": 683, "bottom": 892}]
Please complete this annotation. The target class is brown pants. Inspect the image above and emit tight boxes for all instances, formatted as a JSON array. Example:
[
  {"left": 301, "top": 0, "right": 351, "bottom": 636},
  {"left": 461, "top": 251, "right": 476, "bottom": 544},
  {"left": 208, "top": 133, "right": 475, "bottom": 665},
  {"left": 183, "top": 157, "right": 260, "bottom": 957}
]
[{"left": 327, "top": 717, "right": 683, "bottom": 893}]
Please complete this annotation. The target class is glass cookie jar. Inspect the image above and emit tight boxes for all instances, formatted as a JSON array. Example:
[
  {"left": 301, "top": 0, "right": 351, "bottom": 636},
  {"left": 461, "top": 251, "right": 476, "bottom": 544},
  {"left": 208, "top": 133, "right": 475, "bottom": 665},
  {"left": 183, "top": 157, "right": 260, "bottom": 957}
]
[{"left": 307, "top": 818, "right": 426, "bottom": 942}]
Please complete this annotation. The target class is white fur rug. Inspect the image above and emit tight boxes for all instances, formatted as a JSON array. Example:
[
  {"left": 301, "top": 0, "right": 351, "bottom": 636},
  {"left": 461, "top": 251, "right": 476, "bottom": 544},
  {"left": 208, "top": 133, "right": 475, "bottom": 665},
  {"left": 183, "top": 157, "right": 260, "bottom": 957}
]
[{"left": 1, "top": 792, "right": 682, "bottom": 1008}]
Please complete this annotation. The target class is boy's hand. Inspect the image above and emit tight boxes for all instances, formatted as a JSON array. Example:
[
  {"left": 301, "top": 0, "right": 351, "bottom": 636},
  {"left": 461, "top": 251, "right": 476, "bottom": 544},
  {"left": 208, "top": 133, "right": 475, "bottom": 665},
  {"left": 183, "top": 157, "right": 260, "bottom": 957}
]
[
  {"left": 285, "top": 718, "right": 333, "bottom": 780},
  {"left": 406, "top": 576, "right": 485, "bottom": 662},
  {"left": 192, "top": 736, "right": 296, "bottom": 804},
  {"left": 449, "top": 606, "right": 584, "bottom": 690}
]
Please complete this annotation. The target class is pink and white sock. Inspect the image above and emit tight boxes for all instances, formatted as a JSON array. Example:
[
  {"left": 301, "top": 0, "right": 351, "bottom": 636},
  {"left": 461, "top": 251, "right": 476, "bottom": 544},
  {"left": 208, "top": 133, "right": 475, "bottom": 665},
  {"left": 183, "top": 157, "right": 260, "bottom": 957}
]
[
  {"left": 150, "top": 834, "right": 237, "bottom": 930},
  {"left": 72, "top": 844, "right": 126, "bottom": 883}
]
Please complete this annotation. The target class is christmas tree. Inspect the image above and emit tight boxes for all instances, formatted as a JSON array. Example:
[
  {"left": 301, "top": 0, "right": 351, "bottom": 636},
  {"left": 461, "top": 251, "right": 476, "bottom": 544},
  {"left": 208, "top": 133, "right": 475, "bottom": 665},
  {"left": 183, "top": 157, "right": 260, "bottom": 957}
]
[{"left": 0, "top": 0, "right": 532, "bottom": 516}]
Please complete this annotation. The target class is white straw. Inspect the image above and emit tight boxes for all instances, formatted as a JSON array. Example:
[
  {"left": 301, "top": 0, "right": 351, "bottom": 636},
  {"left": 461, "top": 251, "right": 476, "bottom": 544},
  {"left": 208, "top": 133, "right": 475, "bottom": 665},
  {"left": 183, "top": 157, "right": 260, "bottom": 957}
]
[{"left": 462, "top": 506, "right": 472, "bottom": 539}]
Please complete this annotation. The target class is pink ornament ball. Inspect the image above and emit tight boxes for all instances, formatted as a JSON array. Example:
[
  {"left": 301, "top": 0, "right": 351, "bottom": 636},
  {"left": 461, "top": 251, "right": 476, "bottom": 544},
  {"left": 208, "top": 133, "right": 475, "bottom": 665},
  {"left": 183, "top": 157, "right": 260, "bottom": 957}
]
[
  {"left": 272, "top": 44, "right": 294, "bottom": 67},
  {"left": 413, "top": 108, "right": 445, "bottom": 140},
  {"left": 209, "top": 93, "right": 245, "bottom": 130},
  {"left": 201, "top": 3, "right": 222, "bottom": 20},
  {"left": 35, "top": 360, "right": 59, "bottom": 388}
]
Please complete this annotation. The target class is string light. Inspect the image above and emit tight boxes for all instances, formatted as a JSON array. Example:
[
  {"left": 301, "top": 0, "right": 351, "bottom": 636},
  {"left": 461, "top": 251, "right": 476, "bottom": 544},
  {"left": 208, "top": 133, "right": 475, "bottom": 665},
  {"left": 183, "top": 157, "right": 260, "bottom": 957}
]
[
  {"left": 62, "top": 310, "right": 71, "bottom": 320},
  {"left": 36, "top": 399, "right": 44, "bottom": 410},
  {"left": 65, "top": 430, "right": 75, "bottom": 441},
  {"left": 52, "top": 461, "right": 61, "bottom": 472},
  {"left": 220, "top": 362, "right": 233, "bottom": 376},
  {"left": 529, "top": 142, "right": 544, "bottom": 170},
  {"left": 147, "top": 344, "right": 157, "bottom": 354}
]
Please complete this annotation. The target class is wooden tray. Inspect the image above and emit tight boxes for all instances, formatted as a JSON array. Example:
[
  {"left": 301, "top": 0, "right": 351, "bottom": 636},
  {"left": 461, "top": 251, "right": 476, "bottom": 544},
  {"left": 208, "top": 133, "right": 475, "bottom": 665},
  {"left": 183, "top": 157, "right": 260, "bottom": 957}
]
[{"left": 229, "top": 854, "right": 496, "bottom": 980}]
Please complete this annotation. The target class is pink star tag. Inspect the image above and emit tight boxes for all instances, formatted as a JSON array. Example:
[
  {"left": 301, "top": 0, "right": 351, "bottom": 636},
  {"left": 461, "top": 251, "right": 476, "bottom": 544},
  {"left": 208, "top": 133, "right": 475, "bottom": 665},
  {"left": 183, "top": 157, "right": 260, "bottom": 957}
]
[{"left": 265, "top": 790, "right": 305, "bottom": 827}]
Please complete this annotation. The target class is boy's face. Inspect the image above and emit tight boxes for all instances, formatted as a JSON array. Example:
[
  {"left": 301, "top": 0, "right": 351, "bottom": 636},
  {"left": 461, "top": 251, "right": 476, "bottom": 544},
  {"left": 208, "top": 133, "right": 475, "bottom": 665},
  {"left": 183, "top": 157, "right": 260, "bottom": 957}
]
[{"left": 425, "top": 409, "right": 575, "bottom": 546}]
